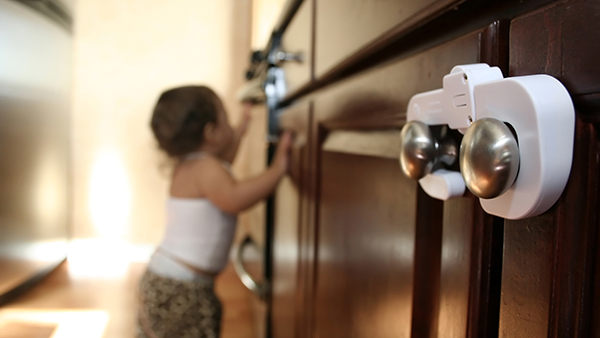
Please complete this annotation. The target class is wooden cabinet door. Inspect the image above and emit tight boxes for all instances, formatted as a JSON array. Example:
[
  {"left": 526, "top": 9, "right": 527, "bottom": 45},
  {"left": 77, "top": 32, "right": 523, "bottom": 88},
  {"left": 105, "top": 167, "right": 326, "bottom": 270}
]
[
  {"left": 498, "top": 1, "right": 600, "bottom": 337},
  {"left": 267, "top": 1, "right": 600, "bottom": 337},
  {"left": 272, "top": 102, "right": 312, "bottom": 338},
  {"left": 307, "top": 25, "right": 505, "bottom": 338}
]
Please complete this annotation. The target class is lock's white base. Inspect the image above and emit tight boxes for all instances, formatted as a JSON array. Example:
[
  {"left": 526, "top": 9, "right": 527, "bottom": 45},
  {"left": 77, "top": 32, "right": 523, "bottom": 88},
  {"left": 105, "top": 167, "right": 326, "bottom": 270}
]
[
  {"left": 475, "top": 75, "right": 574, "bottom": 219},
  {"left": 404, "top": 64, "right": 574, "bottom": 220}
]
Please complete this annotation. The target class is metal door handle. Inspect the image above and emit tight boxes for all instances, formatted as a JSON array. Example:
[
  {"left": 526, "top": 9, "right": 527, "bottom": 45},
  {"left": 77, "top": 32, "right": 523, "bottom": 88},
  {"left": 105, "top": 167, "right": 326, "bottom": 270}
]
[{"left": 233, "top": 235, "right": 270, "bottom": 301}]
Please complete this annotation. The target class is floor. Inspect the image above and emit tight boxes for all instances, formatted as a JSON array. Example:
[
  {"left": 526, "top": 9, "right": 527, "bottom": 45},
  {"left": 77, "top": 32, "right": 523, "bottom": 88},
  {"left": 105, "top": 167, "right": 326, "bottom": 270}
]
[{"left": 0, "top": 258, "right": 255, "bottom": 338}]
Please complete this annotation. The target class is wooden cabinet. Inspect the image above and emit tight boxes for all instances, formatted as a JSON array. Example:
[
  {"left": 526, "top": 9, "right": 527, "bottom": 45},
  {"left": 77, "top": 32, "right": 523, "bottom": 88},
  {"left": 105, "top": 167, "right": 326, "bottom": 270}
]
[
  {"left": 314, "top": 0, "right": 461, "bottom": 78},
  {"left": 280, "top": 0, "right": 313, "bottom": 94},
  {"left": 249, "top": 0, "right": 600, "bottom": 337},
  {"left": 498, "top": 1, "right": 600, "bottom": 336},
  {"left": 271, "top": 102, "right": 310, "bottom": 338}
]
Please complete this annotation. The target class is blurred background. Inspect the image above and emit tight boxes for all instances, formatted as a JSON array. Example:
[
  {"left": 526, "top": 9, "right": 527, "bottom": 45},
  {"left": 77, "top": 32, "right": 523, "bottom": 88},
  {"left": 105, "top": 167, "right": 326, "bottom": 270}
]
[
  {"left": 71, "top": 0, "right": 283, "bottom": 252},
  {"left": 0, "top": 0, "right": 286, "bottom": 337}
]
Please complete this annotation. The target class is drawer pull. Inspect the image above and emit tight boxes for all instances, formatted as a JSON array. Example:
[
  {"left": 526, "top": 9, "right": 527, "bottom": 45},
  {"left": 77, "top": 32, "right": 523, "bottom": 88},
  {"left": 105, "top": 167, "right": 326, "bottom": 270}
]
[
  {"left": 275, "top": 51, "right": 303, "bottom": 63},
  {"left": 232, "top": 235, "right": 270, "bottom": 301}
]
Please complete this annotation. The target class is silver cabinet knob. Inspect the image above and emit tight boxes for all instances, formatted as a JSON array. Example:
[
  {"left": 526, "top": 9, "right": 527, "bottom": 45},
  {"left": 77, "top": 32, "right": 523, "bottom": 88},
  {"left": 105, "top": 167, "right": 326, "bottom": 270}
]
[
  {"left": 399, "top": 121, "right": 457, "bottom": 180},
  {"left": 399, "top": 121, "right": 437, "bottom": 179},
  {"left": 460, "top": 118, "right": 520, "bottom": 199}
]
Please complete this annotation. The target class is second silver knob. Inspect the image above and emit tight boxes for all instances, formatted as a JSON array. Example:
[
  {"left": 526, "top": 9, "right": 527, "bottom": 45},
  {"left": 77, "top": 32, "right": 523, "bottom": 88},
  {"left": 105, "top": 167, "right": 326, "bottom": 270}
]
[{"left": 460, "top": 118, "right": 520, "bottom": 199}]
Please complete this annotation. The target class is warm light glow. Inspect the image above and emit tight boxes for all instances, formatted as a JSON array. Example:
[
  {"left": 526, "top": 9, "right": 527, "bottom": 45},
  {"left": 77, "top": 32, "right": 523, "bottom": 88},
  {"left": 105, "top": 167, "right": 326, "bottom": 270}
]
[
  {"left": 0, "top": 310, "right": 109, "bottom": 338},
  {"left": 67, "top": 239, "right": 153, "bottom": 279},
  {"left": 34, "top": 151, "right": 64, "bottom": 228},
  {"left": 21, "top": 241, "right": 68, "bottom": 263},
  {"left": 89, "top": 151, "right": 131, "bottom": 237},
  {"left": 252, "top": 0, "right": 287, "bottom": 49}
]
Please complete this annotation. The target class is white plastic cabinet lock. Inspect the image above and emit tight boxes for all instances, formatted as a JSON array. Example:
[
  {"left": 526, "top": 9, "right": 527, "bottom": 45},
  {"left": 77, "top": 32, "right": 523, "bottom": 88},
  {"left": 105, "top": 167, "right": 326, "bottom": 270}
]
[{"left": 399, "top": 63, "right": 575, "bottom": 220}]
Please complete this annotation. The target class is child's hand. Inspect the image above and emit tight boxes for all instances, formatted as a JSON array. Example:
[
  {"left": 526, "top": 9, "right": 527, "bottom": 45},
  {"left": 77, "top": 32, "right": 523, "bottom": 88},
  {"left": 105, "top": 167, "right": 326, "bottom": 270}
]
[
  {"left": 273, "top": 131, "right": 293, "bottom": 175},
  {"left": 237, "top": 102, "right": 252, "bottom": 136}
]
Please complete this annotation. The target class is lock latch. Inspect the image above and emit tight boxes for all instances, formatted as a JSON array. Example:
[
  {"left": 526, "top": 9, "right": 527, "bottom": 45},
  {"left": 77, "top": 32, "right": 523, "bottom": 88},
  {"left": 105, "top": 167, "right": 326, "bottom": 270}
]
[{"left": 399, "top": 63, "right": 575, "bottom": 220}]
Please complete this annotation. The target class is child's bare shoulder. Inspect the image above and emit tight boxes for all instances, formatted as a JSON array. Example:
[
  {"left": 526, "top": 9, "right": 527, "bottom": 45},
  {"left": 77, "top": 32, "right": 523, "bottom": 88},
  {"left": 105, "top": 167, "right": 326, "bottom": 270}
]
[{"left": 186, "top": 155, "right": 230, "bottom": 178}]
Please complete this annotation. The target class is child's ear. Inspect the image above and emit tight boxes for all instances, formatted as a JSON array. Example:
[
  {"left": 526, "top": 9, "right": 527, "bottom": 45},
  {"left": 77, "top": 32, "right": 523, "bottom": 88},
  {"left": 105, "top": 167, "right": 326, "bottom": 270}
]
[{"left": 204, "top": 122, "right": 217, "bottom": 143}]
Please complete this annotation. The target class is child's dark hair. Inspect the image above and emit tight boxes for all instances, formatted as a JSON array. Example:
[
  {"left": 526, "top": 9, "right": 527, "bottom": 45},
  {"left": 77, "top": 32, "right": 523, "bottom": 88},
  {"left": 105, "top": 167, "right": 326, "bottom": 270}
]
[{"left": 150, "top": 86, "right": 221, "bottom": 158}]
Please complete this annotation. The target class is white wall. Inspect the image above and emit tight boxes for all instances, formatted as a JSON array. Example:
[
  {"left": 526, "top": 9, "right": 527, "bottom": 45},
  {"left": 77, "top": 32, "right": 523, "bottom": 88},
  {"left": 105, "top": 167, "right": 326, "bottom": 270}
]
[{"left": 71, "top": 0, "right": 251, "bottom": 245}]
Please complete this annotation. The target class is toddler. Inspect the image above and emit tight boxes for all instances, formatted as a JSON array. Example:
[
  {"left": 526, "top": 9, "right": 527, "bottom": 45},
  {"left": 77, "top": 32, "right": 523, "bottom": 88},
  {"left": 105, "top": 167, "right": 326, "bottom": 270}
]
[{"left": 137, "top": 85, "right": 291, "bottom": 338}]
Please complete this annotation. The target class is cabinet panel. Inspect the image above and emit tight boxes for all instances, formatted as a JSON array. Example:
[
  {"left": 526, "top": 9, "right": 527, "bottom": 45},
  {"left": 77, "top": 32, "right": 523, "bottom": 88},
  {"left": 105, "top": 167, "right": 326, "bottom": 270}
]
[
  {"left": 314, "top": 152, "right": 417, "bottom": 338},
  {"left": 314, "top": 0, "right": 460, "bottom": 78},
  {"left": 509, "top": 0, "right": 600, "bottom": 98},
  {"left": 272, "top": 175, "right": 301, "bottom": 338},
  {"left": 437, "top": 197, "right": 474, "bottom": 338},
  {"left": 314, "top": 30, "right": 481, "bottom": 129}
]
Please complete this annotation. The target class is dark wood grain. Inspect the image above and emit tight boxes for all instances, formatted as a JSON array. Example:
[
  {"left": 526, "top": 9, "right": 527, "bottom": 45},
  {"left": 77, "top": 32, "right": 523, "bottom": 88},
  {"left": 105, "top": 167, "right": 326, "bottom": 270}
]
[
  {"left": 499, "top": 213, "right": 555, "bottom": 338},
  {"left": 304, "top": 120, "right": 324, "bottom": 338},
  {"left": 593, "top": 127, "right": 600, "bottom": 337},
  {"left": 280, "top": 0, "right": 556, "bottom": 106},
  {"left": 314, "top": 152, "right": 418, "bottom": 338},
  {"left": 479, "top": 20, "right": 510, "bottom": 76},
  {"left": 466, "top": 199, "right": 503, "bottom": 338},
  {"left": 498, "top": 118, "right": 598, "bottom": 338},
  {"left": 500, "top": 1, "right": 600, "bottom": 336},
  {"left": 509, "top": 0, "right": 600, "bottom": 108},
  {"left": 267, "top": 1, "right": 600, "bottom": 338},
  {"left": 437, "top": 197, "right": 474, "bottom": 338},
  {"left": 307, "top": 24, "right": 500, "bottom": 338},
  {"left": 411, "top": 187, "right": 443, "bottom": 338},
  {"left": 313, "top": 30, "right": 482, "bottom": 129},
  {"left": 548, "top": 117, "right": 599, "bottom": 338}
]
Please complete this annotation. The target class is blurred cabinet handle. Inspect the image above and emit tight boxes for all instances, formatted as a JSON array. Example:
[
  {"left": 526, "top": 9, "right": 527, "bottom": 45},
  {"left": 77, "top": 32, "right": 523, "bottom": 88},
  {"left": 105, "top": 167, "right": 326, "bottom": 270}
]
[
  {"left": 275, "top": 51, "right": 303, "bottom": 63},
  {"left": 233, "top": 235, "right": 270, "bottom": 301}
]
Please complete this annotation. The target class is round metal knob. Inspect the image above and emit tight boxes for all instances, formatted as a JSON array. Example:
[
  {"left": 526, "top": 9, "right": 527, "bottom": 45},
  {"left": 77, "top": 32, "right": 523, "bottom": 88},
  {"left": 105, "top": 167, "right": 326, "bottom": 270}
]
[
  {"left": 460, "top": 118, "right": 520, "bottom": 199},
  {"left": 399, "top": 121, "right": 438, "bottom": 179}
]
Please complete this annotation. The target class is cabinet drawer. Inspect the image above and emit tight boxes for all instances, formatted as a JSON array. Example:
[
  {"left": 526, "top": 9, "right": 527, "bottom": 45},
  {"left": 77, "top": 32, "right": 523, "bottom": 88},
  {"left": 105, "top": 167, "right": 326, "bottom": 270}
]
[
  {"left": 314, "top": 29, "right": 481, "bottom": 129},
  {"left": 315, "top": 0, "right": 461, "bottom": 79},
  {"left": 280, "top": 0, "right": 312, "bottom": 95}
]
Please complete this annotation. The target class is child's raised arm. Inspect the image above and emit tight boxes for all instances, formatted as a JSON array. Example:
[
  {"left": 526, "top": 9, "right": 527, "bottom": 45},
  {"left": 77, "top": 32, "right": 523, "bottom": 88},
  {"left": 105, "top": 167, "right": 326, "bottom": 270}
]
[
  {"left": 196, "top": 132, "right": 292, "bottom": 214},
  {"left": 222, "top": 103, "right": 252, "bottom": 164}
]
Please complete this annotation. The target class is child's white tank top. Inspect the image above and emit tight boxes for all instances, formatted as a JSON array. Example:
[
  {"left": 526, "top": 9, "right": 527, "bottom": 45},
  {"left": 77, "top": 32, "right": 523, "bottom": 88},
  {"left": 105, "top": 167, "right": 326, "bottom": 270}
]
[{"left": 150, "top": 153, "right": 237, "bottom": 277}]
